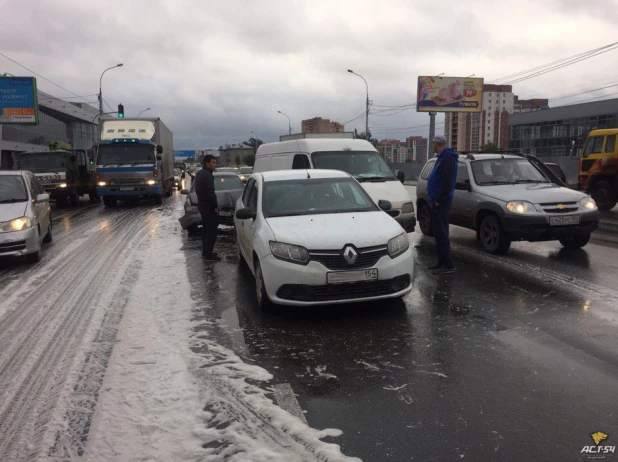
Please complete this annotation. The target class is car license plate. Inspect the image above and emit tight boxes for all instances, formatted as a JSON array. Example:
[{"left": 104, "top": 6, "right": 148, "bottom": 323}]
[
  {"left": 119, "top": 187, "right": 135, "bottom": 191},
  {"left": 549, "top": 215, "right": 580, "bottom": 226},
  {"left": 327, "top": 268, "right": 378, "bottom": 284},
  {"left": 219, "top": 211, "right": 232, "bottom": 217}
]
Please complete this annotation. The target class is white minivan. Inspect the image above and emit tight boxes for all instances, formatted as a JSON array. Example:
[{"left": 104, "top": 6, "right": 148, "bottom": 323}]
[{"left": 252, "top": 138, "right": 416, "bottom": 231}]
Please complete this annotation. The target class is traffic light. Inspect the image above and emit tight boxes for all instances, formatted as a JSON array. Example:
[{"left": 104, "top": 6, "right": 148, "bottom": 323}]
[{"left": 118, "top": 104, "right": 124, "bottom": 118}]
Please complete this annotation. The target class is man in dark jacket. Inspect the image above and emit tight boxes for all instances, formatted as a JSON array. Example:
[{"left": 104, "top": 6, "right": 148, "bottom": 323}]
[
  {"left": 195, "top": 155, "right": 221, "bottom": 261},
  {"left": 427, "top": 135, "right": 459, "bottom": 274}
]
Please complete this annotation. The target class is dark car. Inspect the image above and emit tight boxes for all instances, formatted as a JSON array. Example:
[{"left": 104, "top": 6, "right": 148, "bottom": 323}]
[
  {"left": 544, "top": 162, "right": 568, "bottom": 184},
  {"left": 179, "top": 172, "right": 245, "bottom": 234}
]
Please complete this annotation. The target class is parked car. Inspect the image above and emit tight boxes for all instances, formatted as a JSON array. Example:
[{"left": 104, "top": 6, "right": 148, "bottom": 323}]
[
  {"left": 234, "top": 169, "right": 414, "bottom": 309},
  {"left": 0, "top": 171, "right": 52, "bottom": 263},
  {"left": 239, "top": 166, "right": 253, "bottom": 184},
  {"left": 416, "top": 152, "right": 600, "bottom": 254},
  {"left": 179, "top": 172, "right": 245, "bottom": 234}
]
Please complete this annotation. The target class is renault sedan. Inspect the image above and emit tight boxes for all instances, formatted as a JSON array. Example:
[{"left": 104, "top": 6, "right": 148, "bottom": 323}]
[{"left": 234, "top": 170, "right": 414, "bottom": 308}]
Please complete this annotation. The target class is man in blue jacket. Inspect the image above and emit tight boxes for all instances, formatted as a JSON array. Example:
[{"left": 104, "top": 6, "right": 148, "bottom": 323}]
[{"left": 427, "top": 135, "right": 459, "bottom": 274}]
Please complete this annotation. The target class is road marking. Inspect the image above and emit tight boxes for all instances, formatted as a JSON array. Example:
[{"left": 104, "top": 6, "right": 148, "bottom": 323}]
[{"left": 273, "top": 383, "right": 307, "bottom": 424}]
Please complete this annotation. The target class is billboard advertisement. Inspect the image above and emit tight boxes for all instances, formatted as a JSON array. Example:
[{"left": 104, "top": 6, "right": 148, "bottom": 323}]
[
  {"left": 417, "top": 76, "right": 483, "bottom": 113},
  {"left": 0, "top": 77, "right": 39, "bottom": 124},
  {"left": 174, "top": 150, "right": 196, "bottom": 157}
]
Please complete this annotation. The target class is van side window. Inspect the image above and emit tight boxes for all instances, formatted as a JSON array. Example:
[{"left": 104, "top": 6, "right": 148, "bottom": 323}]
[
  {"left": 420, "top": 161, "right": 436, "bottom": 180},
  {"left": 292, "top": 154, "right": 310, "bottom": 169},
  {"left": 605, "top": 135, "right": 616, "bottom": 154},
  {"left": 242, "top": 178, "right": 255, "bottom": 205}
]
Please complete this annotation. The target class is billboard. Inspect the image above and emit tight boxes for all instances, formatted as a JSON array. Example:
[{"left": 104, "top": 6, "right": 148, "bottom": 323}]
[
  {"left": 0, "top": 77, "right": 39, "bottom": 124},
  {"left": 174, "top": 150, "right": 196, "bottom": 157},
  {"left": 417, "top": 76, "right": 483, "bottom": 113}
]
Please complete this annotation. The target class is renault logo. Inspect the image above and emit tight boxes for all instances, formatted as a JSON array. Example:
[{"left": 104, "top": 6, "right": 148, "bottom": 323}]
[{"left": 343, "top": 246, "right": 358, "bottom": 265}]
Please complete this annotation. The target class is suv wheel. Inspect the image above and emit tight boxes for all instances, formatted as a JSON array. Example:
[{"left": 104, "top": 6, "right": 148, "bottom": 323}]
[
  {"left": 560, "top": 234, "right": 590, "bottom": 249},
  {"left": 479, "top": 215, "right": 511, "bottom": 255},
  {"left": 591, "top": 181, "right": 617, "bottom": 210},
  {"left": 418, "top": 204, "right": 433, "bottom": 236}
]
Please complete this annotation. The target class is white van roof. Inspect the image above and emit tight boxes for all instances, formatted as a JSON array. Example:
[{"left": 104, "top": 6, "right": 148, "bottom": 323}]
[{"left": 256, "top": 138, "right": 377, "bottom": 157}]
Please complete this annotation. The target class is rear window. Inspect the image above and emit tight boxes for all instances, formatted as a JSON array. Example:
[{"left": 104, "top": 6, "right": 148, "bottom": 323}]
[{"left": 214, "top": 175, "right": 244, "bottom": 191}]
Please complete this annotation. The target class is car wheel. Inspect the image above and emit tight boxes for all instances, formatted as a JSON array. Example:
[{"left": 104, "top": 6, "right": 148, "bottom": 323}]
[
  {"left": 591, "top": 181, "right": 617, "bottom": 211},
  {"left": 26, "top": 230, "right": 42, "bottom": 263},
  {"left": 254, "top": 260, "right": 273, "bottom": 311},
  {"left": 479, "top": 215, "right": 511, "bottom": 254},
  {"left": 559, "top": 234, "right": 591, "bottom": 249},
  {"left": 418, "top": 203, "right": 433, "bottom": 237},
  {"left": 237, "top": 236, "right": 247, "bottom": 267},
  {"left": 43, "top": 220, "right": 53, "bottom": 244}
]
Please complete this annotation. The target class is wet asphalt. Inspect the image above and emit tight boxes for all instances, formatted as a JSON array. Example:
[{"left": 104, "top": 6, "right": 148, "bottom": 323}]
[{"left": 2, "top": 189, "right": 618, "bottom": 462}]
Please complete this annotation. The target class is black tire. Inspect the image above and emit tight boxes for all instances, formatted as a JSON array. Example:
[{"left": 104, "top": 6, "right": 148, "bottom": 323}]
[
  {"left": 26, "top": 230, "right": 42, "bottom": 263},
  {"left": 154, "top": 194, "right": 163, "bottom": 205},
  {"left": 591, "top": 181, "right": 617, "bottom": 211},
  {"left": 254, "top": 260, "right": 273, "bottom": 311},
  {"left": 103, "top": 197, "right": 116, "bottom": 207},
  {"left": 479, "top": 215, "right": 511, "bottom": 255},
  {"left": 418, "top": 203, "right": 433, "bottom": 237},
  {"left": 43, "top": 220, "right": 53, "bottom": 244},
  {"left": 560, "top": 234, "right": 591, "bottom": 249}
]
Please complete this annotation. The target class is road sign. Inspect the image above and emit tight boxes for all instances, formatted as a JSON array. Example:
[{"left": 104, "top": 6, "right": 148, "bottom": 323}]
[
  {"left": 174, "top": 150, "right": 196, "bottom": 157},
  {"left": 0, "top": 77, "right": 39, "bottom": 124}
]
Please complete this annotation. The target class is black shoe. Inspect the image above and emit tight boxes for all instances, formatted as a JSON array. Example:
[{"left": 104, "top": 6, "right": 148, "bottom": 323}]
[
  {"left": 431, "top": 266, "right": 455, "bottom": 275},
  {"left": 428, "top": 263, "right": 442, "bottom": 271},
  {"left": 202, "top": 254, "right": 222, "bottom": 262}
]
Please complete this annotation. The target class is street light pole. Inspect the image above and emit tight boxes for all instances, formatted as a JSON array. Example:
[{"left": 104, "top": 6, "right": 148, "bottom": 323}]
[
  {"left": 98, "top": 63, "right": 123, "bottom": 141},
  {"left": 348, "top": 69, "right": 369, "bottom": 139},
  {"left": 138, "top": 108, "right": 151, "bottom": 117},
  {"left": 278, "top": 111, "right": 292, "bottom": 135}
]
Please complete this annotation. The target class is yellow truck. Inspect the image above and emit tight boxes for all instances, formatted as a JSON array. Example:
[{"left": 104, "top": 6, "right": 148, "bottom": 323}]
[{"left": 578, "top": 128, "right": 618, "bottom": 210}]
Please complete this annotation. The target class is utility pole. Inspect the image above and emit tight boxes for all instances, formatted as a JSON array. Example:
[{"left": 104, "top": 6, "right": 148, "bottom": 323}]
[
  {"left": 98, "top": 64, "right": 123, "bottom": 141},
  {"left": 429, "top": 112, "right": 436, "bottom": 152},
  {"left": 348, "top": 69, "right": 369, "bottom": 139}
]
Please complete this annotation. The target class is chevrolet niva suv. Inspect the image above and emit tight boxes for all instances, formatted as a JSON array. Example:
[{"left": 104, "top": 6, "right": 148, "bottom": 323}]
[{"left": 416, "top": 152, "right": 601, "bottom": 255}]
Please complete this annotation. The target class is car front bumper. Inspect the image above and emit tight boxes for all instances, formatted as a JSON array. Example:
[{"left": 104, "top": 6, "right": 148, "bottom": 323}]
[
  {"left": 260, "top": 247, "right": 415, "bottom": 306},
  {"left": 0, "top": 227, "right": 39, "bottom": 257},
  {"left": 502, "top": 210, "right": 600, "bottom": 241},
  {"left": 97, "top": 185, "right": 162, "bottom": 196}
]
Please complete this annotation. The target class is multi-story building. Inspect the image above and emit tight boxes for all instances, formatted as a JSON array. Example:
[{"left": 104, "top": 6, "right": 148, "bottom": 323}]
[
  {"left": 405, "top": 136, "right": 428, "bottom": 162},
  {"left": 378, "top": 136, "right": 428, "bottom": 163},
  {"left": 444, "top": 84, "right": 515, "bottom": 151},
  {"left": 301, "top": 117, "right": 344, "bottom": 134},
  {"left": 513, "top": 97, "right": 549, "bottom": 113}
]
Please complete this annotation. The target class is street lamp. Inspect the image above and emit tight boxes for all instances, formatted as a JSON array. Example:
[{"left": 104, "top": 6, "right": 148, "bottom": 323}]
[
  {"left": 138, "top": 108, "right": 151, "bottom": 117},
  {"left": 98, "top": 64, "right": 123, "bottom": 140},
  {"left": 277, "top": 111, "right": 292, "bottom": 135},
  {"left": 347, "top": 69, "right": 369, "bottom": 139}
]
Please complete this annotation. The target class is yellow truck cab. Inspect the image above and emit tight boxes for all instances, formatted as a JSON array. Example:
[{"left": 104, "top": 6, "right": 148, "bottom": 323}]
[{"left": 578, "top": 128, "right": 618, "bottom": 210}]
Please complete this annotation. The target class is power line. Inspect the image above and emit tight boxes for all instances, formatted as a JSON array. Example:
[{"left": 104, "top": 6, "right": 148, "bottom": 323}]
[
  {"left": 553, "top": 91, "right": 618, "bottom": 107},
  {"left": 0, "top": 51, "right": 94, "bottom": 106}
]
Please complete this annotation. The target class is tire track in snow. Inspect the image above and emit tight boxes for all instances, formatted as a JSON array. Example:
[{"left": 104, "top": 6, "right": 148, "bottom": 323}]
[{"left": 0, "top": 206, "right": 155, "bottom": 461}]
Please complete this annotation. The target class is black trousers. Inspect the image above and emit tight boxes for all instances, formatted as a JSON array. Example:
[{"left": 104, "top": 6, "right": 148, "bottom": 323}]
[
  {"left": 431, "top": 197, "right": 454, "bottom": 268},
  {"left": 199, "top": 204, "right": 218, "bottom": 256}
]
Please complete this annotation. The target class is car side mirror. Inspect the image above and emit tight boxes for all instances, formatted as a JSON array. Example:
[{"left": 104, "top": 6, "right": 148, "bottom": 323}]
[
  {"left": 180, "top": 189, "right": 188, "bottom": 194},
  {"left": 378, "top": 200, "right": 392, "bottom": 211},
  {"left": 36, "top": 193, "right": 50, "bottom": 203},
  {"left": 235, "top": 207, "right": 256, "bottom": 220},
  {"left": 157, "top": 145, "right": 164, "bottom": 154},
  {"left": 397, "top": 171, "right": 405, "bottom": 183},
  {"left": 455, "top": 180, "right": 470, "bottom": 191}
]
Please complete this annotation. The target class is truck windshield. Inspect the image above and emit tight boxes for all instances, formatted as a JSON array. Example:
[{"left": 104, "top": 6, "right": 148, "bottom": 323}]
[
  {"left": 311, "top": 151, "right": 397, "bottom": 182},
  {"left": 98, "top": 144, "right": 154, "bottom": 165},
  {"left": 17, "top": 152, "right": 67, "bottom": 173},
  {"left": 0, "top": 175, "right": 28, "bottom": 203}
]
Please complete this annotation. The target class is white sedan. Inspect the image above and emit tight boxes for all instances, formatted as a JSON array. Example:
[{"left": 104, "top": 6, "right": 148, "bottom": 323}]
[{"left": 234, "top": 169, "right": 414, "bottom": 308}]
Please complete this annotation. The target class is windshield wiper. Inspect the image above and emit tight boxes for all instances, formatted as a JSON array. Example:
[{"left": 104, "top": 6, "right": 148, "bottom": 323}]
[
  {"left": 356, "top": 176, "right": 387, "bottom": 182},
  {"left": 515, "top": 179, "right": 549, "bottom": 184},
  {"left": 479, "top": 181, "right": 512, "bottom": 185},
  {"left": 0, "top": 199, "right": 27, "bottom": 203}
]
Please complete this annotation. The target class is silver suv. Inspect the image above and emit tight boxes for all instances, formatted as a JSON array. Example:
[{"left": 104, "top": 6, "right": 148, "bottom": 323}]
[{"left": 416, "top": 152, "right": 601, "bottom": 254}]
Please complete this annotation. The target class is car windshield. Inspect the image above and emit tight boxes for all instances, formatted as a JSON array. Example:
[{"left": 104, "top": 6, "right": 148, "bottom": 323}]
[
  {"left": 214, "top": 175, "right": 244, "bottom": 191},
  {"left": 97, "top": 144, "right": 154, "bottom": 165},
  {"left": 17, "top": 152, "right": 67, "bottom": 173},
  {"left": 471, "top": 158, "right": 549, "bottom": 185},
  {"left": 311, "top": 151, "right": 397, "bottom": 182},
  {"left": 263, "top": 177, "right": 377, "bottom": 218},
  {"left": 239, "top": 167, "right": 253, "bottom": 174},
  {"left": 0, "top": 175, "right": 28, "bottom": 203}
]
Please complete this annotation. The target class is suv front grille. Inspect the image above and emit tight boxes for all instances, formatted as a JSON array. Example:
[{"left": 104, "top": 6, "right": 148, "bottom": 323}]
[
  {"left": 309, "top": 245, "right": 388, "bottom": 270},
  {"left": 540, "top": 201, "right": 578, "bottom": 213},
  {"left": 110, "top": 178, "right": 145, "bottom": 185}
]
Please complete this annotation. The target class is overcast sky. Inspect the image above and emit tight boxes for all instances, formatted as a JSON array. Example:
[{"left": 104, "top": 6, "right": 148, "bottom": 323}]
[{"left": 2, "top": 0, "right": 618, "bottom": 149}]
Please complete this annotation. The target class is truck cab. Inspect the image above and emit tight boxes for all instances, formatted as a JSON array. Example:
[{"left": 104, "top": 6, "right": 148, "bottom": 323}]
[{"left": 578, "top": 129, "right": 618, "bottom": 210}]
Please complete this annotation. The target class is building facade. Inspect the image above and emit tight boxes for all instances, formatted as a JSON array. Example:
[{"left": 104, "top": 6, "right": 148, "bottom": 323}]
[
  {"left": 513, "top": 97, "right": 549, "bottom": 113},
  {"left": 508, "top": 98, "right": 618, "bottom": 158},
  {"left": 444, "top": 84, "right": 515, "bottom": 151},
  {"left": 301, "top": 117, "right": 344, "bottom": 134},
  {"left": 378, "top": 136, "right": 428, "bottom": 163}
]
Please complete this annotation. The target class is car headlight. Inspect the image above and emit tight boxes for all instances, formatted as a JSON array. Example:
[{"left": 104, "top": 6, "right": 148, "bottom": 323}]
[
  {"left": 388, "top": 233, "right": 409, "bottom": 258},
  {"left": 59, "top": 183, "right": 68, "bottom": 188},
  {"left": 147, "top": 180, "right": 156, "bottom": 185},
  {"left": 98, "top": 181, "right": 107, "bottom": 187},
  {"left": 0, "top": 217, "right": 32, "bottom": 233},
  {"left": 506, "top": 201, "right": 536, "bottom": 214},
  {"left": 270, "top": 241, "right": 310, "bottom": 265},
  {"left": 581, "top": 197, "right": 597, "bottom": 211},
  {"left": 402, "top": 202, "right": 414, "bottom": 214}
]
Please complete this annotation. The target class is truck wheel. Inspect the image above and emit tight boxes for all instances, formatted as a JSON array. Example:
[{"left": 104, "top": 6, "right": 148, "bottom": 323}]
[
  {"left": 103, "top": 197, "right": 116, "bottom": 207},
  {"left": 560, "top": 234, "right": 590, "bottom": 249},
  {"left": 591, "top": 181, "right": 617, "bottom": 210},
  {"left": 479, "top": 215, "right": 511, "bottom": 255},
  {"left": 418, "top": 204, "right": 433, "bottom": 237},
  {"left": 154, "top": 194, "right": 163, "bottom": 205}
]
